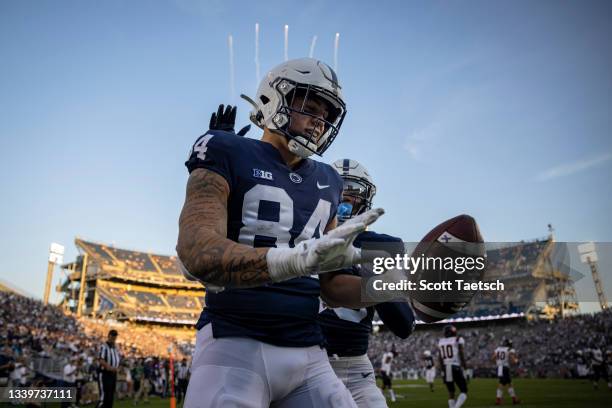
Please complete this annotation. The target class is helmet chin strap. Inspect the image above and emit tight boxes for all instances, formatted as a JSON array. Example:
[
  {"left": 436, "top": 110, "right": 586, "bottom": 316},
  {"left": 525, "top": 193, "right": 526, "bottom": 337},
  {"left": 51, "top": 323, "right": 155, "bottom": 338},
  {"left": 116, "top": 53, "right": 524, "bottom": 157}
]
[
  {"left": 287, "top": 136, "right": 317, "bottom": 158},
  {"left": 240, "top": 94, "right": 265, "bottom": 128}
]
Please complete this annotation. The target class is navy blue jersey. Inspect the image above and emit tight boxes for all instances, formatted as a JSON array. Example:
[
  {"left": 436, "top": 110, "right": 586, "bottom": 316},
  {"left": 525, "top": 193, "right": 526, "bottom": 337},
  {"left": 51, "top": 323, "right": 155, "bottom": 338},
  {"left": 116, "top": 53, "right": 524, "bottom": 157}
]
[
  {"left": 319, "top": 231, "right": 413, "bottom": 357},
  {"left": 185, "top": 130, "right": 343, "bottom": 347},
  {"left": 318, "top": 262, "right": 375, "bottom": 357}
]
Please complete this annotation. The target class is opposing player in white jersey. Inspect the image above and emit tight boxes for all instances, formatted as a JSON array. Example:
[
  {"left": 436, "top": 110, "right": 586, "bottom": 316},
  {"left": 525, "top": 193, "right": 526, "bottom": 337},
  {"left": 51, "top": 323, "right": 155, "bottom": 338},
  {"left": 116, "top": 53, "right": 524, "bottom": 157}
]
[
  {"left": 380, "top": 349, "right": 396, "bottom": 403},
  {"left": 178, "top": 58, "right": 386, "bottom": 407},
  {"left": 493, "top": 339, "right": 519, "bottom": 405},
  {"left": 423, "top": 350, "right": 436, "bottom": 392},
  {"left": 588, "top": 345, "right": 611, "bottom": 390},
  {"left": 438, "top": 325, "right": 468, "bottom": 408}
]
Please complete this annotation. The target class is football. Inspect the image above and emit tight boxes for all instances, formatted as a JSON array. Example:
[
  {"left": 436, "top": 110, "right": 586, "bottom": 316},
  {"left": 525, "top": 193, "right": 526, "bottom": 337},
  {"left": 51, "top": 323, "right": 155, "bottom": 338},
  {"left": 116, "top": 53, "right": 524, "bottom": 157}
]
[{"left": 409, "top": 214, "right": 486, "bottom": 323}]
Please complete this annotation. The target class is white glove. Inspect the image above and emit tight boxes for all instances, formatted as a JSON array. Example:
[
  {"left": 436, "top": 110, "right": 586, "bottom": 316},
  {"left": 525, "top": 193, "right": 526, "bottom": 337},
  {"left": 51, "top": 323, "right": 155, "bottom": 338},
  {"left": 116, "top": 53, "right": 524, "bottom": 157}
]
[{"left": 267, "top": 208, "right": 385, "bottom": 282}]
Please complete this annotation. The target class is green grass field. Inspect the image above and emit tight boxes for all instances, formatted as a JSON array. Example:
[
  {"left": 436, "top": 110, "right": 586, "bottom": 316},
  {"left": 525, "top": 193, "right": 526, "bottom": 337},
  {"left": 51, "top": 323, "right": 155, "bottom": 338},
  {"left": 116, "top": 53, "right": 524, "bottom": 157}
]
[
  {"left": 377, "top": 378, "right": 612, "bottom": 408},
  {"left": 48, "top": 378, "right": 612, "bottom": 408}
]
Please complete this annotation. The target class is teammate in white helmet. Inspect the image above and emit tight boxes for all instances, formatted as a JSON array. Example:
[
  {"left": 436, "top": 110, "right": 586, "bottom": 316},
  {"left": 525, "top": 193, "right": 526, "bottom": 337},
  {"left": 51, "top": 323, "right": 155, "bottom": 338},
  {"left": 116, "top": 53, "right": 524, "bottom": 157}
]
[
  {"left": 380, "top": 347, "right": 396, "bottom": 403},
  {"left": 423, "top": 350, "right": 436, "bottom": 392},
  {"left": 319, "top": 159, "right": 416, "bottom": 408}
]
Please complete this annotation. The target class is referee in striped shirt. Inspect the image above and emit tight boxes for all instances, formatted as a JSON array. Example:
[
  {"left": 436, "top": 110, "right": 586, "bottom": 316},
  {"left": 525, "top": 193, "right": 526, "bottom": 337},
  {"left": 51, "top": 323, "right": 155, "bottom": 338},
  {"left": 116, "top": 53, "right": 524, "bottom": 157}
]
[
  {"left": 98, "top": 329, "right": 121, "bottom": 408},
  {"left": 176, "top": 358, "right": 190, "bottom": 405}
]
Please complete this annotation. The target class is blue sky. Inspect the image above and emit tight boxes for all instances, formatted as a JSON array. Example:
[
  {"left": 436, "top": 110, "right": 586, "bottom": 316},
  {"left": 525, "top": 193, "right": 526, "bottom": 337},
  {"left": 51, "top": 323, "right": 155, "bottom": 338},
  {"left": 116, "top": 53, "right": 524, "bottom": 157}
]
[{"left": 1, "top": 0, "right": 611, "bottom": 309}]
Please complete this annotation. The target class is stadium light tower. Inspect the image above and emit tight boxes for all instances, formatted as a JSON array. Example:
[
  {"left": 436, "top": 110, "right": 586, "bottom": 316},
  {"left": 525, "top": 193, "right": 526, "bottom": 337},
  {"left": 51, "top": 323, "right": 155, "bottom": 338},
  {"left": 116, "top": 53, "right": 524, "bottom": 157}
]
[
  {"left": 547, "top": 223, "right": 555, "bottom": 240},
  {"left": 45, "top": 243, "right": 64, "bottom": 305},
  {"left": 77, "top": 252, "right": 89, "bottom": 316},
  {"left": 578, "top": 242, "right": 608, "bottom": 311}
]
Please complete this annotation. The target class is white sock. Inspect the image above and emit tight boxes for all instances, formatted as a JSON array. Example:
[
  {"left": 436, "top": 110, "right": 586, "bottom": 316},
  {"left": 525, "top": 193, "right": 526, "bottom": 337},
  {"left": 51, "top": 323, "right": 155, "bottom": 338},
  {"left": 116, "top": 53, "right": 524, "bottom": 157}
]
[
  {"left": 508, "top": 387, "right": 516, "bottom": 398},
  {"left": 455, "top": 393, "right": 467, "bottom": 408},
  {"left": 448, "top": 399, "right": 455, "bottom": 408},
  {"left": 389, "top": 389, "right": 396, "bottom": 402},
  {"left": 496, "top": 389, "right": 502, "bottom": 398}
]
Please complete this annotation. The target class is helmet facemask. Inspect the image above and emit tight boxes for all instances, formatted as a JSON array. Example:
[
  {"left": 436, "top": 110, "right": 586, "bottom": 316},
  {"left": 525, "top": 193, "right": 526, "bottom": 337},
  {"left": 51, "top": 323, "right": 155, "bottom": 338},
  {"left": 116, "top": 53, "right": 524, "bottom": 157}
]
[
  {"left": 337, "top": 177, "right": 376, "bottom": 223},
  {"left": 270, "top": 79, "right": 346, "bottom": 158}
]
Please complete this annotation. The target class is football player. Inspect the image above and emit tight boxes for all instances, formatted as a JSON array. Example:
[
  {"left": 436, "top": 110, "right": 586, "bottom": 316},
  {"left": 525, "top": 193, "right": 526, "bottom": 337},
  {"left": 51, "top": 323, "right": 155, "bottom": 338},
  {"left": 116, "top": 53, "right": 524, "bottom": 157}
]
[
  {"left": 575, "top": 350, "right": 588, "bottom": 379},
  {"left": 318, "top": 159, "right": 416, "bottom": 408},
  {"left": 493, "top": 339, "right": 519, "bottom": 405},
  {"left": 589, "top": 344, "right": 611, "bottom": 390},
  {"left": 438, "top": 325, "right": 468, "bottom": 408},
  {"left": 177, "top": 58, "right": 385, "bottom": 408},
  {"left": 423, "top": 350, "right": 436, "bottom": 392},
  {"left": 606, "top": 349, "right": 612, "bottom": 387},
  {"left": 380, "top": 347, "right": 396, "bottom": 403}
]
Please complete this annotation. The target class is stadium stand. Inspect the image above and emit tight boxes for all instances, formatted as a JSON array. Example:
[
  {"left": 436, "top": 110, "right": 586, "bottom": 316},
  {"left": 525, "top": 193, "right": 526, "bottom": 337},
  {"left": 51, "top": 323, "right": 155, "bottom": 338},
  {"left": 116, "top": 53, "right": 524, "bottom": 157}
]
[
  {"left": 150, "top": 254, "right": 183, "bottom": 275},
  {"left": 58, "top": 237, "right": 574, "bottom": 326},
  {"left": 104, "top": 247, "right": 157, "bottom": 272},
  {"left": 58, "top": 238, "right": 205, "bottom": 326},
  {"left": 452, "top": 239, "right": 577, "bottom": 318},
  {"left": 368, "top": 309, "right": 612, "bottom": 379}
]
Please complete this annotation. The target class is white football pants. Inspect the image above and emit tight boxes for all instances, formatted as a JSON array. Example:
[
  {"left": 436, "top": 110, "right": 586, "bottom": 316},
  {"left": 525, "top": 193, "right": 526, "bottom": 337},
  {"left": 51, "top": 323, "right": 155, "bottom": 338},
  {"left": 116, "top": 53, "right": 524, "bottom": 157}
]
[
  {"left": 184, "top": 324, "right": 357, "bottom": 408},
  {"left": 329, "top": 354, "right": 388, "bottom": 408}
]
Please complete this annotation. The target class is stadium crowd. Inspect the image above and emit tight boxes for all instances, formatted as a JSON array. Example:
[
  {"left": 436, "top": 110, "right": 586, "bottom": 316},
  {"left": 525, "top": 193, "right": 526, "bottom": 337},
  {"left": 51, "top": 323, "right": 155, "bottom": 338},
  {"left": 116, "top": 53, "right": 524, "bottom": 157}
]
[
  {"left": 0, "top": 292, "right": 191, "bottom": 405},
  {"left": 368, "top": 309, "right": 612, "bottom": 378},
  {"left": 2, "top": 288, "right": 611, "bottom": 405}
]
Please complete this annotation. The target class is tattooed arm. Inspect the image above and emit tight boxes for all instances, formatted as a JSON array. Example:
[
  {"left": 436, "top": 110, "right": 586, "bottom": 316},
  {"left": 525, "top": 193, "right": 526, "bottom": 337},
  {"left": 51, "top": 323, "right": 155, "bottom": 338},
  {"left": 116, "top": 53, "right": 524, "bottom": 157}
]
[{"left": 176, "top": 168, "right": 272, "bottom": 288}]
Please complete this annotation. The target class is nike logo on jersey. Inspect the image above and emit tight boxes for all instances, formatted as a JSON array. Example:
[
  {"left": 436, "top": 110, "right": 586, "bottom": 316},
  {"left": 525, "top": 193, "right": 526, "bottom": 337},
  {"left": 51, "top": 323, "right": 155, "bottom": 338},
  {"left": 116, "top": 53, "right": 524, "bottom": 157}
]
[
  {"left": 316, "top": 181, "right": 330, "bottom": 189},
  {"left": 361, "top": 372, "right": 372, "bottom": 378}
]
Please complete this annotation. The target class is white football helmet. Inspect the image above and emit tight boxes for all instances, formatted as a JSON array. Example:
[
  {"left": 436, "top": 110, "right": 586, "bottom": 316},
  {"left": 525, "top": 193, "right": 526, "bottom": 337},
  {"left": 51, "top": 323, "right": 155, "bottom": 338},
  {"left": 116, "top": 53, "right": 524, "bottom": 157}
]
[
  {"left": 424, "top": 350, "right": 431, "bottom": 357},
  {"left": 332, "top": 159, "right": 376, "bottom": 222},
  {"left": 241, "top": 58, "right": 346, "bottom": 158}
]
